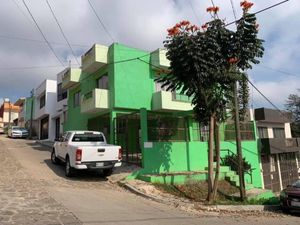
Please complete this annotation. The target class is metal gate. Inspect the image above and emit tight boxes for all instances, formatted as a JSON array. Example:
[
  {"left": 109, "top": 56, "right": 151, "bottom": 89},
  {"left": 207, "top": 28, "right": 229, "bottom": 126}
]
[
  {"left": 114, "top": 112, "right": 142, "bottom": 166},
  {"left": 279, "top": 152, "right": 299, "bottom": 188}
]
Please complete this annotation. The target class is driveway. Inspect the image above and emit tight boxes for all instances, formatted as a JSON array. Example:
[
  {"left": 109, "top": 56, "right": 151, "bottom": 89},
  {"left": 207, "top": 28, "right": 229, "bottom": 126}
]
[{"left": 1, "top": 135, "right": 299, "bottom": 225}]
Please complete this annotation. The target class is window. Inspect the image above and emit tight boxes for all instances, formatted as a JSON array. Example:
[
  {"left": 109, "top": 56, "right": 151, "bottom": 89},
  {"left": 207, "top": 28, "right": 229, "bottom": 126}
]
[
  {"left": 73, "top": 91, "right": 80, "bottom": 107},
  {"left": 40, "top": 94, "right": 45, "bottom": 109},
  {"left": 270, "top": 155, "right": 276, "bottom": 172},
  {"left": 96, "top": 74, "right": 109, "bottom": 89},
  {"left": 258, "top": 127, "right": 268, "bottom": 138},
  {"left": 72, "top": 133, "right": 104, "bottom": 142},
  {"left": 273, "top": 128, "right": 285, "bottom": 138},
  {"left": 57, "top": 83, "right": 68, "bottom": 102}
]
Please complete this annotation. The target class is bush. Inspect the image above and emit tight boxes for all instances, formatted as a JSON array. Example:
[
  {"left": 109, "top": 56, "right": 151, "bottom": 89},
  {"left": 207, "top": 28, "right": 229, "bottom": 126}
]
[{"left": 221, "top": 154, "right": 251, "bottom": 172}]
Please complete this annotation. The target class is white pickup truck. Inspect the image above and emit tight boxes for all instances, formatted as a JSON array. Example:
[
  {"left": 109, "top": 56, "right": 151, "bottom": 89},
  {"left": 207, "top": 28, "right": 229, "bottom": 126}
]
[{"left": 51, "top": 131, "right": 122, "bottom": 177}]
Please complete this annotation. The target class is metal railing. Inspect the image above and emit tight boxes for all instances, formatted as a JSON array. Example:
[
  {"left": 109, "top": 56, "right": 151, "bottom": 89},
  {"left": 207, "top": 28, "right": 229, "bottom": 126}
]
[{"left": 220, "top": 149, "right": 254, "bottom": 184}]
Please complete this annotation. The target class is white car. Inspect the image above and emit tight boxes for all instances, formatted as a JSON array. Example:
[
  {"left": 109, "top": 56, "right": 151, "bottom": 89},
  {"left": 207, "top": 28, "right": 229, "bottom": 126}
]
[
  {"left": 8, "top": 126, "right": 29, "bottom": 138},
  {"left": 52, "top": 131, "right": 122, "bottom": 177}
]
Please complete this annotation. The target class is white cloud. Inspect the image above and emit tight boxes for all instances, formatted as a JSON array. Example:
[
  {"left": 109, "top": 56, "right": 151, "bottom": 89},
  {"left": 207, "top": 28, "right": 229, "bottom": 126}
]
[{"left": 0, "top": 0, "right": 299, "bottom": 107}]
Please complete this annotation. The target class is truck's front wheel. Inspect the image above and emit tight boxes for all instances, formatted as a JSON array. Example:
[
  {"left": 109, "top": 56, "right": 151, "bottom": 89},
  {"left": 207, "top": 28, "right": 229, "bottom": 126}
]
[{"left": 65, "top": 157, "right": 75, "bottom": 177}]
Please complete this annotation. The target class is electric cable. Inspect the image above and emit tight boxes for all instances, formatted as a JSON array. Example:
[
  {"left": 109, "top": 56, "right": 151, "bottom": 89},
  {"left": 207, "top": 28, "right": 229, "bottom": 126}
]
[
  {"left": 45, "top": 0, "right": 80, "bottom": 65},
  {"left": 22, "top": 0, "right": 65, "bottom": 66}
]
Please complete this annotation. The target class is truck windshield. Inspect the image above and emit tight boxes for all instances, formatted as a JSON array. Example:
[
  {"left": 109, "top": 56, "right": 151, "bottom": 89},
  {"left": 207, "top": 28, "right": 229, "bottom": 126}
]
[{"left": 72, "top": 134, "right": 104, "bottom": 142}]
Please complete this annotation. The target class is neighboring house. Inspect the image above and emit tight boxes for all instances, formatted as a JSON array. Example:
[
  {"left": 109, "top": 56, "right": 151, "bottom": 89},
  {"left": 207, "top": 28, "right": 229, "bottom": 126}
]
[
  {"left": 14, "top": 97, "right": 26, "bottom": 127},
  {"left": 50, "top": 70, "right": 68, "bottom": 139},
  {"left": 255, "top": 108, "right": 300, "bottom": 192},
  {"left": 33, "top": 79, "right": 57, "bottom": 140},
  {"left": 62, "top": 43, "right": 264, "bottom": 188},
  {"left": 0, "top": 98, "right": 20, "bottom": 127}
]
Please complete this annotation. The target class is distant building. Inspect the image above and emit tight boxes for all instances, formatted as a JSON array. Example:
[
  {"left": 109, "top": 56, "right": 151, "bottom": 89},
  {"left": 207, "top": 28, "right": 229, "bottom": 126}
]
[
  {"left": 255, "top": 108, "right": 300, "bottom": 192},
  {"left": 0, "top": 98, "right": 20, "bottom": 127}
]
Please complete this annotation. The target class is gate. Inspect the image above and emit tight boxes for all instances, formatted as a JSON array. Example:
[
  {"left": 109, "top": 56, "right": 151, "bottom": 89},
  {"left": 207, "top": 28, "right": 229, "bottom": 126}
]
[{"left": 115, "top": 112, "right": 142, "bottom": 166}]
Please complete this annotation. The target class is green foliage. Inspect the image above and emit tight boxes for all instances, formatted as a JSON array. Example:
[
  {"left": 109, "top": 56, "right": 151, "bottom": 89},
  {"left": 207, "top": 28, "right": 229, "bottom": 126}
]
[
  {"left": 221, "top": 154, "right": 251, "bottom": 172},
  {"left": 285, "top": 90, "right": 300, "bottom": 137},
  {"left": 157, "top": 13, "right": 264, "bottom": 124}
]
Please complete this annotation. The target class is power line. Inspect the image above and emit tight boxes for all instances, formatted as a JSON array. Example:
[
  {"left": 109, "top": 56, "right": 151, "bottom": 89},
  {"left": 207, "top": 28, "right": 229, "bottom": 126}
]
[
  {"left": 226, "top": 0, "right": 290, "bottom": 26},
  {"left": 22, "top": 0, "right": 65, "bottom": 66},
  {"left": 45, "top": 0, "right": 80, "bottom": 65},
  {"left": 188, "top": 0, "right": 201, "bottom": 24},
  {"left": 258, "top": 65, "right": 300, "bottom": 78},
  {"left": 87, "top": 0, "right": 115, "bottom": 43},
  {"left": 10, "top": 0, "right": 33, "bottom": 25},
  {"left": 0, "top": 53, "right": 150, "bottom": 71}
]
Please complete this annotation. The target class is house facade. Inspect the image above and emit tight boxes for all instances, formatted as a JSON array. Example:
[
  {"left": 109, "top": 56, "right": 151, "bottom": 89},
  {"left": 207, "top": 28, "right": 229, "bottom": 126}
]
[
  {"left": 61, "top": 43, "right": 264, "bottom": 188},
  {"left": 0, "top": 98, "right": 20, "bottom": 127},
  {"left": 14, "top": 97, "right": 26, "bottom": 127},
  {"left": 33, "top": 79, "right": 57, "bottom": 140},
  {"left": 255, "top": 108, "right": 300, "bottom": 192}
]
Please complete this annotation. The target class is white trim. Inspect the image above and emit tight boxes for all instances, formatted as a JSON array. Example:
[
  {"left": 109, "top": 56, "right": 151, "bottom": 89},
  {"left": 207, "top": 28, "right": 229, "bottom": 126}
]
[{"left": 276, "top": 154, "right": 283, "bottom": 190}]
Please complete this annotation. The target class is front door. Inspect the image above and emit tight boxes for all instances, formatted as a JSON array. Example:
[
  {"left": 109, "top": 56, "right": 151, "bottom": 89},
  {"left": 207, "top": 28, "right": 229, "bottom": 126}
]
[
  {"left": 55, "top": 118, "right": 60, "bottom": 139},
  {"left": 40, "top": 116, "right": 49, "bottom": 140}
]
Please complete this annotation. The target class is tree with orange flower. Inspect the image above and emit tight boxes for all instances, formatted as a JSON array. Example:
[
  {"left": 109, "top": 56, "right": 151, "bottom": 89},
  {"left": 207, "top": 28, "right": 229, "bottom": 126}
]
[{"left": 156, "top": 1, "right": 264, "bottom": 202}]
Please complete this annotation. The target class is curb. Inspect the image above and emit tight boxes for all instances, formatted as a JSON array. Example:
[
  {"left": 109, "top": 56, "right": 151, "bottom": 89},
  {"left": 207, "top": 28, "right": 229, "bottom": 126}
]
[
  {"left": 119, "top": 181, "right": 281, "bottom": 212},
  {"left": 119, "top": 181, "right": 165, "bottom": 204}
]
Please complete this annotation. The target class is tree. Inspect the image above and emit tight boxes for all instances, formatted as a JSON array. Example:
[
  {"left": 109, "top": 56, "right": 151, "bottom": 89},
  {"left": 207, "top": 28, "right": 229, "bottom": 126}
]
[
  {"left": 156, "top": 1, "right": 264, "bottom": 202},
  {"left": 286, "top": 90, "right": 300, "bottom": 137}
]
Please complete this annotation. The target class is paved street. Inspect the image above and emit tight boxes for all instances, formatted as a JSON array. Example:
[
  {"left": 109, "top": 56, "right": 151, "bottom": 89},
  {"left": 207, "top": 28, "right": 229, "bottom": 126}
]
[{"left": 0, "top": 135, "right": 300, "bottom": 225}]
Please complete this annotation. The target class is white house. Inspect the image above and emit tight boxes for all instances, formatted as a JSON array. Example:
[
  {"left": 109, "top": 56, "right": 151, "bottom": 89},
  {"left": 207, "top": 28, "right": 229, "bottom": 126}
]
[
  {"left": 50, "top": 69, "right": 68, "bottom": 140},
  {"left": 34, "top": 79, "right": 57, "bottom": 140}
]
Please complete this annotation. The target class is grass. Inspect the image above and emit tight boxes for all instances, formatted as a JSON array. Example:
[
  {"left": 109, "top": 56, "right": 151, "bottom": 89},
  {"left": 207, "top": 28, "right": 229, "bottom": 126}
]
[{"left": 153, "top": 180, "right": 279, "bottom": 205}]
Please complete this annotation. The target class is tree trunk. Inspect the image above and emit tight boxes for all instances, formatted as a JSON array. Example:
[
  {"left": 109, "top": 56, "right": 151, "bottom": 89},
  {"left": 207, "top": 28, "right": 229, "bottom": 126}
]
[
  {"left": 233, "top": 82, "right": 246, "bottom": 201},
  {"left": 207, "top": 114, "right": 215, "bottom": 203},
  {"left": 211, "top": 119, "right": 220, "bottom": 200}
]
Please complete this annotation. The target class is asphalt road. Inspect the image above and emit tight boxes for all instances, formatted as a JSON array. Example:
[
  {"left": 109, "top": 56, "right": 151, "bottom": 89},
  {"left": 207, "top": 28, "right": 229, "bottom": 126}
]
[{"left": 1, "top": 136, "right": 299, "bottom": 225}]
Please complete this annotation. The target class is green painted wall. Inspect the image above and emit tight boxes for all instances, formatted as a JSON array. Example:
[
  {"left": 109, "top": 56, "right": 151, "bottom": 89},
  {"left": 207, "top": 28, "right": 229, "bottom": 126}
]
[
  {"left": 25, "top": 97, "right": 34, "bottom": 121},
  {"left": 112, "top": 44, "right": 153, "bottom": 110}
]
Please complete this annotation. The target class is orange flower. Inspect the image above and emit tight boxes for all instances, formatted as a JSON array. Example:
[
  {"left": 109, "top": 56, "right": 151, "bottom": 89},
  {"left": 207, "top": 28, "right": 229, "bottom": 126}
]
[
  {"left": 167, "top": 27, "right": 180, "bottom": 36},
  {"left": 180, "top": 20, "right": 190, "bottom": 26},
  {"left": 228, "top": 57, "right": 239, "bottom": 64},
  {"left": 240, "top": 1, "right": 254, "bottom": 11},
  {"left": 255, "top": 23, "right": 259, "bottom": 30},
  {"left": 201, "top": 23, "right": 208, "bottom": 30},
  {"left": 207, "top": 6, "right": 219, "bottom": 13}
]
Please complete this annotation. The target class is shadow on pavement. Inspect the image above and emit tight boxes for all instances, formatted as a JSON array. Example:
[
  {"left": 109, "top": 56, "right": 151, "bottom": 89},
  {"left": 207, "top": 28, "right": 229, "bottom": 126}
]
[
  {"left": 26, "top": 142, "right": 52, "bottom": 152},
  {"left": 43, "top": 159, "right": 108, "bottom": 182}
]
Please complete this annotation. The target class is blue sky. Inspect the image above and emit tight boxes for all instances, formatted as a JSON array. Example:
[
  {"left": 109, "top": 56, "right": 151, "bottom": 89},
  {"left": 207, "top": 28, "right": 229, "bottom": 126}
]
[{"left": 0, "top": 0, "right": 299, "bottom": 109}]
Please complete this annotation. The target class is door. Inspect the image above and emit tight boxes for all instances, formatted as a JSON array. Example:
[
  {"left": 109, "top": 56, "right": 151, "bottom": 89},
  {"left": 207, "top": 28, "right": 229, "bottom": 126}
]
[
  {"left": 55, "top": 118, "right": 60, "bottom": 139},
  {"left": 40, "top": 116, "right": 49, "bottom": 140},
  {"left": 61, "top": 132, "right": 72, "bottom": 159}
]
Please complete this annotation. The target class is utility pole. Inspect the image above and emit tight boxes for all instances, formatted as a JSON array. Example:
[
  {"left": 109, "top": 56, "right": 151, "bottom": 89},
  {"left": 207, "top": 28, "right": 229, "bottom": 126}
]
[
  {"left": 233, "top": 81, "right": 246, "bottom": 201},
  {"left": 8, "top": 99, "right": 11, "bottom": 128},
  {"left": 29, "top": 89, "right": 34, "bottom": 139}
]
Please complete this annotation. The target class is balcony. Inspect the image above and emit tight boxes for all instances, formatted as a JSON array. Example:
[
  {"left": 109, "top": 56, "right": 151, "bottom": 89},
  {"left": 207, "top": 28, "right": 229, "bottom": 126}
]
[
  {"left": 150, "top": 49, "right": 170, "bottom": 70},
  {"left": 259, "top": 138, "right": 300, "bottom": 154},
  {"left": 62, "top": 68, "right": 81, "bottom": 89},
  {"left": 81, "top": 44, "right": 108, "bottom": 73},
  {"left": 152, "top": 91, "right": 193, "bottom": 112},
  {"left": 81, "top": 88, "right": 109, "bottom": 114},
  {"left": 255, "top": 108, "right": 292, "bottom": 123}
]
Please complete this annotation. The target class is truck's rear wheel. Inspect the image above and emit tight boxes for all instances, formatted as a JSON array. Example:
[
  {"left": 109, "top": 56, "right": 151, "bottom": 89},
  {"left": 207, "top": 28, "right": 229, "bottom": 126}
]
[
  {"left": 103, "top": 168, "right": 113, "bottom": 177},
  {"left": 65, "top": 157, "right": 75, "bottom": 177}
]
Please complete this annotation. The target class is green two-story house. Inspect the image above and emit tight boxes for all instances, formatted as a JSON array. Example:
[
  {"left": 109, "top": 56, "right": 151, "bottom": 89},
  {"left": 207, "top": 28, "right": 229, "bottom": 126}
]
[{"left": 62, "top": 43, "right": 263, "bottom": 188}]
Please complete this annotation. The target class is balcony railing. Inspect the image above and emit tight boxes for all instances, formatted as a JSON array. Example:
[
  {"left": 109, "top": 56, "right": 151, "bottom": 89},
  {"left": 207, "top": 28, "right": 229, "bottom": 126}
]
[
  {"left": 152, "top": 91, "right": 193, "bottom": 112},
  {"left": 62, "top": 68, "right": 81, "bottom": 89},
  {"left": 259, "top": 138, "right": 300, "bottom": 154},
  {"left": 81, "top": 88, "right": 109, "bottom": 114},
  {"left": 81, "top": 44, "right": 108, "bottom": 73}
]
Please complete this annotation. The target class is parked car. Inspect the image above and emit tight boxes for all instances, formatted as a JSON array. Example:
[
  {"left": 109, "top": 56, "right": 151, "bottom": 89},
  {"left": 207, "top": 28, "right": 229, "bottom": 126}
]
[
  {"left": 280, "top": 179, "right": 300, "bottom": 212},
  {"left": 52, "top": 131, "right": 122, "bottom": 177},
  {"left": 0, "top": 127, "right": 4, "bottom": 134},
  {"left": 7, "top": 126, "right": 29, "bottom": 138}
]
